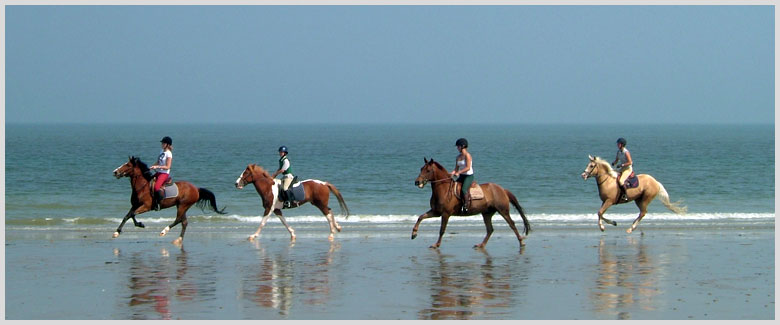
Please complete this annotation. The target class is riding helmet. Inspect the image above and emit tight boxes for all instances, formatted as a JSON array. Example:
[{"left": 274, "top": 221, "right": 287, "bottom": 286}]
[
  {"left": 160, "top": 136, "right": 173, "bottom": 145},
  {"left": 617, "top": 138, "right": 627, "bottom": 146},
  {"left": 455, "top": 138, "right": 468, "bottom": 148},
  {"left": 278, "top": 146, "right": 288, "bottom": 153}
]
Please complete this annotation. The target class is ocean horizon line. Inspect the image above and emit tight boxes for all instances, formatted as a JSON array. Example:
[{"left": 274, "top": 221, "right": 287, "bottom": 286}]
[{"left": 5, "top": 121, "right": 775, "bottom": 127}]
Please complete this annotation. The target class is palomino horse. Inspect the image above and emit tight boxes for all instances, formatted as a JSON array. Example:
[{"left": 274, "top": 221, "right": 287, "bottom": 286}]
[
  {"left": 412, "top": 158, "right": 530, "bottom": 249},
  {"left": 112, "top": 156, "right": 226, "bottom": 244},
  {"left": 581, "top": 155, "right": 687, "bottom": 233},
  {"left": 235, "top": 164, "right": 350, "bottom": 241}
]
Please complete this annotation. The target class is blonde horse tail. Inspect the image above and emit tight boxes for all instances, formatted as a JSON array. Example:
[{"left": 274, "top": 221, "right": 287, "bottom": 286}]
[
  {"left": 505, "top": 189, "right": 531, "bottom": 235},
  {"left": 326, "top": 182, "right": 350, "bottom": 219},
  {"left": 657, "top": 182, "right": 687, "bottom": 214}
]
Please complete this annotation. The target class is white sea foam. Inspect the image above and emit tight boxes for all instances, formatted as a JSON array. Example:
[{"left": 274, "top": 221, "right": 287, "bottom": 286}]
[{"left": 91, "top": 212, "right": 773, "bottom": 224}]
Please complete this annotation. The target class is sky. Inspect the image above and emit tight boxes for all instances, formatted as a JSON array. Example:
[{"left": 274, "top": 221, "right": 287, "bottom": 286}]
[{"left": 4, "top": 4, "right": 775, "bottom": 124}]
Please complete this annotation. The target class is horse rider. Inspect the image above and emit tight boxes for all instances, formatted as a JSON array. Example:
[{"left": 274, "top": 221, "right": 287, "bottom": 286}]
[
  {"left": 451, "top": 138, "right": 474, "bottom": 214},
  {"left": 271, "top": 145, "right": 295, "bottom": 208},
  {"left": 612, "top": 137, "right": 633, "bottom": 203},
  {"left": 150, "top": 136, "right": 173, "bottom": 210}
]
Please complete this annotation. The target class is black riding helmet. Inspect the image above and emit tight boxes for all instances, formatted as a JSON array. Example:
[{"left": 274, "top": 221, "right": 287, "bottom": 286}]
[
  {"left": 616, "top": 138, "right": 627, "bottom": 146},
  {"left": 160, "top": 136, "right": 172, "bottom": 145},
  {"left": 278, "top": 146, "right": 288, "bottom": 153},
  {"left": 455, "top": 138, "right": 468, "bottom": 148}
]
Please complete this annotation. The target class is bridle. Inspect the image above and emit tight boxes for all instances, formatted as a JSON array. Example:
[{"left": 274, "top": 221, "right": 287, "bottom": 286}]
[{"left": 584, "top": 162, "right": 611, "bottom": 186}]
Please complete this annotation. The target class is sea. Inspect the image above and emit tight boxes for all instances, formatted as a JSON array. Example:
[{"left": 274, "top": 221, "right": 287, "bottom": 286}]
[{"left": 4, "top": 123, "right": 774, "bottom": 232}]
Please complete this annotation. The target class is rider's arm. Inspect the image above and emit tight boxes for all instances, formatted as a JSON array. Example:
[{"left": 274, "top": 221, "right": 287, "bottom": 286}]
[{"left": 621, "top": 151, "right": 632, "bottom": 168}]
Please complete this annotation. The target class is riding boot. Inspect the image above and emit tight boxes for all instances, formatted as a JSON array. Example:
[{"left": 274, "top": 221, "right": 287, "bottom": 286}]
[
  {"left": 462, "top": 193, "right": 471, "bottom": 214},
  {"left": 153, "top": 190, "right": 163, "bottom": 210},
  {"left": 619, "top": 186, "right": 628, "bottom": 203}
]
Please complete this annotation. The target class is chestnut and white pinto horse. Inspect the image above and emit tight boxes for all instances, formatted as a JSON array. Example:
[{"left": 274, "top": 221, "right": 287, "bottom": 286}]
[
  {"left": 581, "top": 155, "right": 687, "bottom": 233},
  {"left": 235, "top": 164, "right": 350, "bottom": 241}
]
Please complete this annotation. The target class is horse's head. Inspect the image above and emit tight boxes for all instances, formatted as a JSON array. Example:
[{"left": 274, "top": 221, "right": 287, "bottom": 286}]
[
  {"left": 415, "top": 158, "right": 447, "bottom": 188},
  {"left": 581, "top": 155, "right": 615, "bottom": 180},
  {"left": 113, "top": 156, "right": 139, "bottom": 179},
  {"left": 235, "top": 164, "right": 273, "bottom": 189},
  {"left": 114, "top": 156, "right": 153, "bottom": 180}
]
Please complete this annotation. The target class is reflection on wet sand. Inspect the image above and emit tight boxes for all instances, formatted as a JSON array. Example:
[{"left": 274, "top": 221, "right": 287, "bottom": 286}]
[
  {"left": 242, "top": 241, "right": 341, "bottom": 315},
  {"left": 418, "top": 249, "right": 525, "bottom": 320},
  {"left": 590, "top": 237, "right": 662, "bottom": 319},
  {"left": 118, "top": 246, "right": 215, "bottom": 320}
]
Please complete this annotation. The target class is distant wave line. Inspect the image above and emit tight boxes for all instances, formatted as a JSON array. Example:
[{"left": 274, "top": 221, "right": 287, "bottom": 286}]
[{"left": 5, "top": 213, "right": 775, "bottom": 226}]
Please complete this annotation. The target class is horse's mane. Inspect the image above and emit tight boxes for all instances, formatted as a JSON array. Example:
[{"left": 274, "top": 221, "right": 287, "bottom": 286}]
[
  {"left": 593, "top": 156, "right": 618, "bottom": 178},
  {"left": 251, "top": 164, "right": 273, "bottom": 180},
  {"left": 131, "top": 156, "right": 153, "bottom": 181},
  {"left": 429, "top": 160, "right": 447, "bottom": 171}
]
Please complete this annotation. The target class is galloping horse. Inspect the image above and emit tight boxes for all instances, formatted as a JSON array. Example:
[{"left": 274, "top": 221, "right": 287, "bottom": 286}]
[
  {"left": 412, "top": 158, "right": 530, "bottom": 249},
  {"left": 112, "top": 156, "right": 226, "bottom": 244},
  {"left": 581, "top": 155, "right": 687, "bottom": 233},
  {"left": 235, "top": 164, "right": 350, "bottom": 241}
]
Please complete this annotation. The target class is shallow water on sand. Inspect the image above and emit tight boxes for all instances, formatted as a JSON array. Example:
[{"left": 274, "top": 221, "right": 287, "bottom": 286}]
[{"left": 4, "top": 221, "right": 774, "bottom": 320}]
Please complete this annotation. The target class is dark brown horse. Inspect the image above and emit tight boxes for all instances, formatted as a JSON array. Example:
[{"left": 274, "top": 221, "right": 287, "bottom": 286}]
[
  {"left": 112, "top": 156, "right": 225, "bottom": 244},
  {"left": 235, "top": 164, "right": 350, "bottom": 241},
  {"left": 412, "top": 158, "right": 530, "bottom": 249}
]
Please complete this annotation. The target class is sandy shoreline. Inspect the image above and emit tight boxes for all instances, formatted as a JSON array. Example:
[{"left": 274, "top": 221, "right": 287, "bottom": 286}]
[{"left": 4, "top": 222, "right": 775, "bottom": 320}]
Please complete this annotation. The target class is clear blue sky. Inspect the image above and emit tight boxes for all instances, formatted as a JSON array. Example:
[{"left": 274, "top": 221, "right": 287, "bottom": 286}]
[{"left": 5, "top": 5, "right": 775, "bottom": 124}]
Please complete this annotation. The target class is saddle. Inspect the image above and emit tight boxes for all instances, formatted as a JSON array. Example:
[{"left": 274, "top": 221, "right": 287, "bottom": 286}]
[
  {"left": 151, "top": 175, "right": 178, "bottom": 199},
  {"left": 278, "top": 176, "right": 305, "bottom": 209},
  {"left": 623, "top": 172, "right": 639, "bottom": 189},
  {"left": 453, "top": 181, "right": 485, "bottom": 200}
]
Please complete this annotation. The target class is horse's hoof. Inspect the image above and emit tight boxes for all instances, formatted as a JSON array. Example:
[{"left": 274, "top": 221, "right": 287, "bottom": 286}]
[
  {"left": 626, "top": 228, "right": 633, "bottom": 234},
  {"left": 160, "top": 226, "right": 170, "bottom": 237},
  {"left": 473, "top": 244, "right": 485, "bottom": 249},
  {"left": 172, "top": 237, "right": 183, "bottom": 246},
  {"left": 137, "top": 223, "right": 145, "bottom": 228},
  {"left": 112, "top": 232, "right": 120, "bottom": 238},
  {"left": 612, "top": 221, "right": 618, "bottom": 226},
  {"left": 336, "top": 226, "right": 342, "bottom": 232},
  {"left": 411, "top": 233, "right": 418, "bottom": 240},
  {"left": 328, "top": 235, "right": 334, "bottom": 242}
]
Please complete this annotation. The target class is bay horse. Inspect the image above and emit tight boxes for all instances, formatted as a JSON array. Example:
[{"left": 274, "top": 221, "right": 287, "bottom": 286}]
[
  {"left": 581, "top": 155, "right": 687, "bottom": 233},
  {"left": 412, "top": 158, "right": 530, "bottom": 249},
  {"left": 112, "top": 156, "right": 226, "bottom": 244},
  {"left": 234, "top": 164, "right": 350, "bottom": 241}
]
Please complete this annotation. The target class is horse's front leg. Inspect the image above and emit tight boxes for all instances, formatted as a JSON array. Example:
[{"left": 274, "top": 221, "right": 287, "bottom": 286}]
[
  {"left": 411, "top": 210, "right": 438, "bottom": 240},
  {"left": 273, "top": 209, "right": 296, "bottom": 241},
  {"left": 431, "top": 214, "right": 452, "bottom": 249},
  {"left": 597, "top": 201, "right": 617, "bottom": 232},
  {"left": 113, "top": 205, "right": 147, "bottom": 238},
  {"left": 248, "top": 207, "right": 275, "bottom": 241}
]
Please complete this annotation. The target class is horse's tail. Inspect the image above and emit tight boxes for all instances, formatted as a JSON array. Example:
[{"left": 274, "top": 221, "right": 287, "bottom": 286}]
[
  {"left": 197, "top": 188, "right": 227, "bottom": 215},
  {"left": 505, "top": 189, "right": 531, "bottom": 236},
  {"left": 326, "top": 182, "right": 350, "bottom": 219},
  {"left": 657, "top": 182, "right": 687, "bottom": 214}
]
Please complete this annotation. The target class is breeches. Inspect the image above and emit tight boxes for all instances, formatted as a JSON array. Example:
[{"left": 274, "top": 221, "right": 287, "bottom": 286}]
[
  {"left": 618, "top": 166, "right": 633, "bottom": 186},
  {"left": 457, "top": 174, "right": 474, "bottom": 198},
  {"left": 282, "top": 177, "right": 293, "bottom": 191},
  {"left": 154, "top": 173, "right": 170, "bottom": 192}
]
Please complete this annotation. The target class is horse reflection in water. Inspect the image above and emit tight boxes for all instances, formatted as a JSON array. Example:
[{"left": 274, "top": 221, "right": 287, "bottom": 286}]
[
  {"left": 590, "top": 237, "right": 662, "bottom": 319},
  {"left": 417, "top": 249, "right": 526, "bottom": 320},
  {"left": 119, "top": 247, "right": 214, "bottom": 320},
  {"left": 242, "top": 241, "right": 341, "bottom": 315}
]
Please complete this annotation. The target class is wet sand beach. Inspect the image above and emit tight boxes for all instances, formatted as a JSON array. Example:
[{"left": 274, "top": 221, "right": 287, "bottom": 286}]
[{"left": 4, "top": 221, "right": 775, "bottom": 320}]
